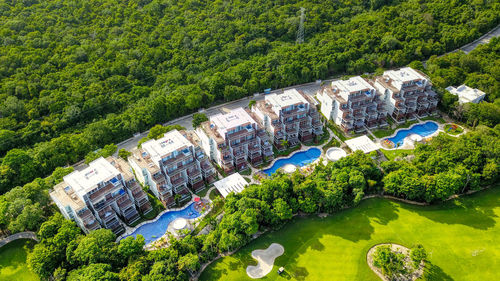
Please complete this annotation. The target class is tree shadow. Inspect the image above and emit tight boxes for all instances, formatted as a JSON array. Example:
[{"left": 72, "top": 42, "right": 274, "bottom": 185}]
[
  {"left": 423, "top": 262, "right": 454, "bottom": 281},
  {"left": 405, "top": 190, "right": 499, "bottom": 230},
  {"left": 327, "top": 198, "right": 399, "bottom": 242},
  {"left": 289, "top": 266, "right": 309, "bottom": 281}
]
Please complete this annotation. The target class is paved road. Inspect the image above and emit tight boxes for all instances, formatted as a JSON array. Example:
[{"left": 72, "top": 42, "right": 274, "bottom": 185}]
[
  {"left": 459, "top": 24, "right": 500, "bottom": 54},
  {"left": 0, "top": 231, "right": 38, "bottom": 248},
  {"left": 73, "top": 24, "right": 500, "bottom": 171},
  {"left": 74, "top": 80, "right": 328, "bottom": 171}
]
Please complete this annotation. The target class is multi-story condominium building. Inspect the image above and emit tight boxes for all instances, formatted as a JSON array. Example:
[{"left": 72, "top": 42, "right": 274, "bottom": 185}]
[
  {"left": 196, "top": 107, "right": 273, "bottom": 173},
  {"left": 374, "top": 67, "right": 438, "bottom": 122},
  {"left": 107, "top": 156, "right": 152, "bottom": 215},
  {"left": 317, "top": 76, "right": 388, "bottom": 133},
  {"left": 128, "top": 129, "right": 215, "bottom": 207},
  {"left": 50, "top": 157, "right": 149, "bottom": 234},
  {"left": 252, "top": 89, "right": 323, "bottom": 150}
]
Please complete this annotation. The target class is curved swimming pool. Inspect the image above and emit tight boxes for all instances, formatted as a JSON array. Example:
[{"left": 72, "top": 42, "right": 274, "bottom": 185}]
[
  {"left": 262, "top": 147, "right": 321, "bottom": 176},
  {"left": 386, "top": 121, "right": 438, "bottom": 147},
  {"left": 120, "top": 202, "right": 200, "bottom": 245}
]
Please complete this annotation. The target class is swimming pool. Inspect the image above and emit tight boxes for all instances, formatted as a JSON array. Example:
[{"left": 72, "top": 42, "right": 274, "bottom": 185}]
[
  {"left": 386, "top": 121, "right": 438, "bottom": 147},
  {"left": 120, "top": 202, "right": 200, "bottom": 245},
  {"left": 262, "top": 147, "right": 321, "bottom": 176}
]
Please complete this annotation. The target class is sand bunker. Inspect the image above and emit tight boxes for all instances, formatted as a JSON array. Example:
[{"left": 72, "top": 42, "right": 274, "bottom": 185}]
[{"left": 246, "top": 243, "right": 285, "bottom": 278}]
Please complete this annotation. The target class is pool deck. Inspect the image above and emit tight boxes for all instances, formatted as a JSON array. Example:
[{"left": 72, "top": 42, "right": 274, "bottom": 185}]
[
  {"left": 378, "top": 120, "right": 442, "bottom": 151},
  {"left": 116, "top": 196, "right": 212, "bottom": 247},
  {"left": 257, "top": 127, "right": 336, "bottom": 175}
]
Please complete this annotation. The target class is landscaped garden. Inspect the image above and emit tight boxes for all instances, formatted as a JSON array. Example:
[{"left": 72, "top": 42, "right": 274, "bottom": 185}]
[
  {"left": 200, "top": 187, "right": 500, "bottom": 281},
  {"left": 0, "top": 239, "right": 39, "bottom": 281},
  {"left": 444, "top": 124, "right": 464, "bottom": 135},
  {"left": 381, "top": 149, "right": 413, "bottom": 161}
]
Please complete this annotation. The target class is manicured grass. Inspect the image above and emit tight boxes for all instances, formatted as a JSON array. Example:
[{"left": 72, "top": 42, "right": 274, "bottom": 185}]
[
  {"left": 420, "top": 116, "right": 446, "bottom": 124},
  {"left": 239, "top": 169, "right": 252, "bottom": 176},
  {"left": 200, "top": 187, "right": 500, "bottom": 281},
  {"left": 209, "top": 189, "right": 222, "bottom": 201},
  {"left": 322, "top": 137, "right": 341, "bottom": 153},
  {"left": 193, "top": 198, "right": 225, "bottom": 235},
  {"left": 326, "top": 121, "right": 347, "bottom": 141},
  {"left": 444, "top": 124, "right": 464, "bottom": 135},
  {"left": 0, "top": 239, "right": 39, "bottom": 281},
  {"left": 196, "top": 187, "right": 211, "bottom": 198},
  {"left": 381, "top": 149, "right": 413, "bottom": 161},
  {"left": 372, "top": 120, "right": 419, "bottom": 138},
  {"left": 273, "top": 145, "right": 301, "bottom": 157}
]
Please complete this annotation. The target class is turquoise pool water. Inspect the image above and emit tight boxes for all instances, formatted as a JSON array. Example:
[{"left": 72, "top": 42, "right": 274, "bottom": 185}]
[
  {"left": 120, "top": 202, "right": 200, "bottom": 244},
  {"left": 386, "top": 121, "right": 438, "bottom": 147},
  {"left": 263, "top": 147, "right": 321, "bottom": 176}
]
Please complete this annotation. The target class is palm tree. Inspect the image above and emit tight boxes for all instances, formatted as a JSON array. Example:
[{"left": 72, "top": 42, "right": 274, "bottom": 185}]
[{"left": 281, "top": 139, "right": 289, "bottom": 148}]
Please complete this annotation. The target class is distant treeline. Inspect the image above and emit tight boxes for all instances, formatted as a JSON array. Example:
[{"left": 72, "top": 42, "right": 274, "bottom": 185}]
[{"left": 1, "top": 0, "right": 499, "bottom": 194}]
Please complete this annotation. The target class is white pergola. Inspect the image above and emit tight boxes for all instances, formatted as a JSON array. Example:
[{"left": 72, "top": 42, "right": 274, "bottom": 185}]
[
  {"left": 345, "top": 135, "right": 379, "bottom": 154},
  {"left": 213, "top": 172, "right": 249, "bottom": 198}
]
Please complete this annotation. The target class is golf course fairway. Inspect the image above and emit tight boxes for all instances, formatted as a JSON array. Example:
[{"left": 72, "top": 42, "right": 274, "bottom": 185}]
[{"left": 200, "top": 187, "right": 500, "bottom": 280}]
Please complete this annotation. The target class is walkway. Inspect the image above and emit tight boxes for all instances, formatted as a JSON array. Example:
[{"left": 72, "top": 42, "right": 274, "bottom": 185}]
[{"left": 0, "top": 231, "right": 38, "bottom": 248}]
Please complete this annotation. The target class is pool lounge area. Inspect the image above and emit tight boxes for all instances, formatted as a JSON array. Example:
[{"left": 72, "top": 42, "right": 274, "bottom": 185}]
[
  {"left": 120, "top": 202, "right": 201, "bottom": 245},
  {"left": 385, "top": 121, "right": 439, "bottom": 148},
  {"left": 262, "top": 147, "right": 321, "bottom": 176}
]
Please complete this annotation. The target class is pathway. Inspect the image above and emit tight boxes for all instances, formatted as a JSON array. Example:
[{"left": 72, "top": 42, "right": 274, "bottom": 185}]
[{"left": 0, "top": 231, "right": 38, "bottom": 248}]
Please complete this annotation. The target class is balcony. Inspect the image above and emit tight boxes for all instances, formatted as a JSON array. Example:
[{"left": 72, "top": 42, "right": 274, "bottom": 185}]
[
  {"left": 339, "top": 105, "right": 352, "bottom": 113},
  {"left": 89, "top": 182, "right": 120, "bottom": 201},
  {"left": 353, "top": 111, "right": 366, "bottom": 119},
  {"left": 139, "top": 202, "right": 153, "bottom": 214},
  {"left": 158, "top": 185, "right": 172, "bottom": 196},
  {"left": 170, "top": 177, "right": 186, "bottom": 189},
  {"left": 187, "top": 166, "right": 201, "bottom": 178}
]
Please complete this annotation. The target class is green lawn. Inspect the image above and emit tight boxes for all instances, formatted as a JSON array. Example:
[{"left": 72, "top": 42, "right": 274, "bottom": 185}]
[
  {"left": 0, "top": 239, "right": 39, "bottom": 281},
  {"left": 420, "top": 116, "right": 446, "bottom": 124},
  {"left": 200, "top": 187, "right": 500, "bottom": 281},
  {"left": 444, "top": 124, "right": 464, "bottom": 135},
  {"left": 381, "top": 149, "right": 413, "bottom": 161},
  {"left": 372, "top": 120, "right": 419, "bottom": 139}
]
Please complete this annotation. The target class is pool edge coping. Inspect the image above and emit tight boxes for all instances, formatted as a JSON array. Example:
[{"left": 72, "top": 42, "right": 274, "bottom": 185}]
[
  {"left": 116, "top": 198, "right": 204, "bottom": 243},
  {"left": 379, "top": 120, "right": 441, "bottom": 151},
  {"left": 260, "top": 146, "right": 324, "bottom": 174}
]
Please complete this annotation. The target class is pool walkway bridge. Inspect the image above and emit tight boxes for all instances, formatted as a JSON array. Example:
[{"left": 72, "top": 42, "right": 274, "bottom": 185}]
[{"left": 0, "top": 231, "right": 38, "bottom": 248}]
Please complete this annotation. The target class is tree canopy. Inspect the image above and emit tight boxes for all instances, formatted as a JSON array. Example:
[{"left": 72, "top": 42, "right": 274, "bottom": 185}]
[{"left": 0, "top": 0, "right": 499, "bottom": 194}]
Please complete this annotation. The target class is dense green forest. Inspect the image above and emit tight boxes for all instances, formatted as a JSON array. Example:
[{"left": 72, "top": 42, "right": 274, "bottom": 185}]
[
  {"left": 1, "top": 0, "right": 499, "bottom": 194},
  {"left": 425, "top": 37, "right": 500, "bottom": 127},
  {"left": 23, "top": 126, "right": 499, "bottom": 280}
]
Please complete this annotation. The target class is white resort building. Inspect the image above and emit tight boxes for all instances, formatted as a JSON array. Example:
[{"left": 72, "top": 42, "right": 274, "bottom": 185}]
[
  {"left": 252, "top": 89, "right": 323, "bottom": 150},
  {"left": 50, "top": 157, "right": 151, "bottom": 234},
  {"left": 128, "top": 129, "right": 215, "bottom": 207},
  {"left": 374, "top": 67, "right": 438, "bottom": 123},
  {"left": 317, "top": 76, "right": 388, "bottom": 133},
  {"left": 445, "top": 85, "right": 486, "bottom": 104},
  {"left": 196, "top": 107, "right": 273, "bottom": 173}
]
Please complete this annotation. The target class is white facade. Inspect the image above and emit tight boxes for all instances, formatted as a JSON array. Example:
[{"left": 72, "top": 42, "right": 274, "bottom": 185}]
[
  {"left": 213, "top": 172, "right": 249, "bottom": 198},
  {"left": 446, "top": 85, "right": 486, "bottom": 104},
  {"left": 345, "top": 135, "right": 379, "bottom": 154}
]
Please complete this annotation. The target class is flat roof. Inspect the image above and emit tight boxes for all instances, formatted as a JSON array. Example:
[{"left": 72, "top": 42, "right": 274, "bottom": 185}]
[
  {"left": 210, "top": 107, "right": 256, "bottom": 137},
  {"left": 385, "top": 67, "right": 426, "bottom": 83},
  {"left": 63, "top": 157, "right": 120, "bottom": 199},
  {"left": 213, "top": 173, "right": 249, "bottom": 198},
  {"left": 345, "top": 135, "right": 379, "bottom": 154},
  {"left": 446, "top": 85, "right": 486, "bottom": 103},
  {"left": 332, "top": 76, "right": 374, "bottom": 93},
  {"left": 265, "top": 89, "right": 308, "bottom": 110},
  {"left": 50, "top": 181, "right": 86, "bottom": 211},
  {"left": 142, "top": 129, "right": 192, "bottom": 165}
]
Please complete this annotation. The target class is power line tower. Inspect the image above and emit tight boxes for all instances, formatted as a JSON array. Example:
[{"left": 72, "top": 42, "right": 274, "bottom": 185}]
[{"left": 296, "top": 7, "right": 306, "bottom": 44}]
